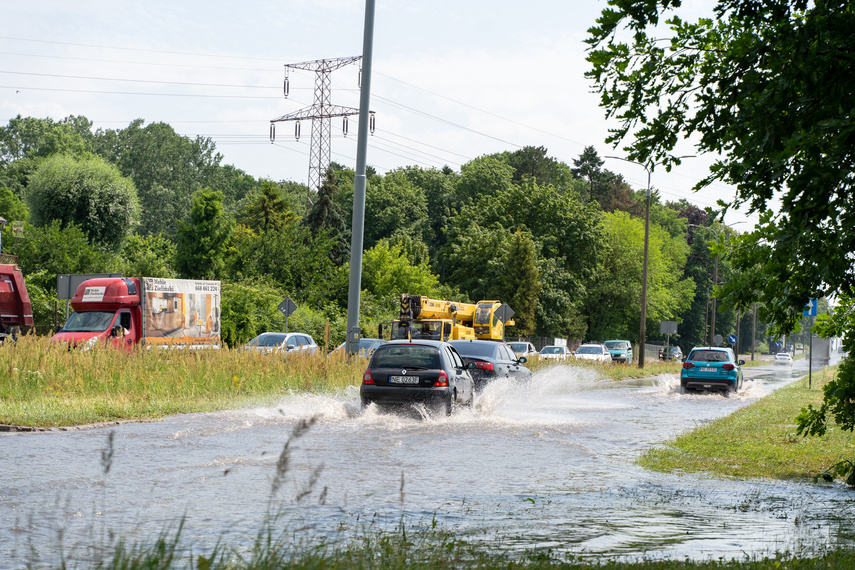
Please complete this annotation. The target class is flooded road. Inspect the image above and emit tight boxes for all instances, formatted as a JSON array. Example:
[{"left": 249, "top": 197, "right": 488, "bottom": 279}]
[{"left": 3, "top": 358, "right": 853, "bottom": 566}]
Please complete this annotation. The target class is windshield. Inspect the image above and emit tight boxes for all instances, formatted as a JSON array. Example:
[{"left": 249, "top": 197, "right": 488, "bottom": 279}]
[
  {"left": 541, "top": 346, "right": 562, "bottom": 354},
  {"left": 604, "top": 341, "right": 629, "bottom": 350},
  {"left": 508, "top": 343, "right": 528, "bottom": 352},
  {"left": 61, "top": 311, "right": 116, "bottom": 333},
  {"left": 577, "top": 345, "right": 603, "bottom": 354},
  {"left": 450, "top": 342, "right": 497, "bottom": 358},
  {"left": 247, "top": 334, "right": 287, "bottom": 347}
]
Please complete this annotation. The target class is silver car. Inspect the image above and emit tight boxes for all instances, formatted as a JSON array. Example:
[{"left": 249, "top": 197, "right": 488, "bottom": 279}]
[{"left": 244, "top": 332, "right": 319, "bottom": 355}]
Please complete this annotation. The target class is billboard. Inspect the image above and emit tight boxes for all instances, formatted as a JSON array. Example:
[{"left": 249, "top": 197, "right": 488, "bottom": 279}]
[{"left": 142, "top": 278, "right": 221, "bottom": 346}]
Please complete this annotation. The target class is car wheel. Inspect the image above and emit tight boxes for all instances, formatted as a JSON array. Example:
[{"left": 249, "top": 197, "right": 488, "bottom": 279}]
[
  {"left": 467, "top": 390, "right": 476, "bottom": 409},
  {"left": 445, "top": 391, "right": 455, "bottom": 416}
]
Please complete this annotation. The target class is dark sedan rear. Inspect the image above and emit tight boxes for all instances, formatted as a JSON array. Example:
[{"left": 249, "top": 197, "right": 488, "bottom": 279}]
[
  {"left": 360, "top": 340, "right": 475, "bottom": 415},
  {"left": 449, "top": 339, "right": 532, "bottom": 390}
]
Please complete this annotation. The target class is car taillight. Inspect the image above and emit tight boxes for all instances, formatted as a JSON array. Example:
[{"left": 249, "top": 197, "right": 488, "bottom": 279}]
[
  {"left": 475, "top": 362, "right": 494, "bottom": 372},
  {"left": 722, "top": 363, "right": 735, "bottom": 371},
  {"left": 682, "top": 362, "right": 694, "bottom": 369},
  {"left": 433, "top": 370, "right": 448, "bottom": 387},
  {"left": 362, "top": 369, "right": 375, "bottom": 384}
]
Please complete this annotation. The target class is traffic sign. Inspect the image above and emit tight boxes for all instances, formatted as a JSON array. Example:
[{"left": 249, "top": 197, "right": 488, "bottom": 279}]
[
  {"left": 495, "top": 303, "right": 515, "bottom": 323},
  {"left": 728, "top": 334, "right": 737, "bottom": 345},
  {"left": 803, "top": 299, "right": 818, "bottom": 317},
  {"left": 278, "top": 297, "right": 297, "bottom": 317}
]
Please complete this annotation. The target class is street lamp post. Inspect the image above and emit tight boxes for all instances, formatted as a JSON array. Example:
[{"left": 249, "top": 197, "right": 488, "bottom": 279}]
[{"left": 606, "top": 155, "right": 693, "bottom": 369}]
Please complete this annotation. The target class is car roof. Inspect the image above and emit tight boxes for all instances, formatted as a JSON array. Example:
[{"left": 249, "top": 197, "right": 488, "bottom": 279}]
[{"left": 377, "top": 339, "right": 447, "bottom": 348}]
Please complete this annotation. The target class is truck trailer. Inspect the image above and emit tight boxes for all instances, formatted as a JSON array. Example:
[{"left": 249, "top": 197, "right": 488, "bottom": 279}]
[
  {"left": 0, "top": 259, "right": 34, "bottom": 341},
  {"left": 52, "top": 276, "right": 221, "bottom": 349}
]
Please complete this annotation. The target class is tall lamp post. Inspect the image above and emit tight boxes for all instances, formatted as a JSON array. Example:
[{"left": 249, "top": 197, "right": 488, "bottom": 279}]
[
  {"left": 0, "top": 216, "right": 6, "bottom": 254},
  {"left": 606, "top": 155, "right": 693, "bottom": 369}
]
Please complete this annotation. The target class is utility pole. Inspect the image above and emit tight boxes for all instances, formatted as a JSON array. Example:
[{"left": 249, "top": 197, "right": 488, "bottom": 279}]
[
  {"left": 344, "top": 0, "right": 376, "bottom": 355},
  {"left": 270, "top": 56, "right": 373, "bottom": 206}
]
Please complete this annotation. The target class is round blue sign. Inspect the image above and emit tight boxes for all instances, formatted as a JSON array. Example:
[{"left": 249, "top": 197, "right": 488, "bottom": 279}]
[{"left": 728, "top": 334, "right": 737, "bottom": 344}]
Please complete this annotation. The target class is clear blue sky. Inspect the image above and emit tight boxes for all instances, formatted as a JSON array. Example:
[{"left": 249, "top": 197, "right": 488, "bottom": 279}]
[{"left": 2, "top": 0, "right": 757, "bottom": 225}]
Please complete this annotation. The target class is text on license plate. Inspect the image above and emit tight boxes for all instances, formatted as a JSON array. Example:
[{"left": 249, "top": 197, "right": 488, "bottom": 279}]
[
  {"left": 389, "top": 375, "right": 419, "bottom": 384},
  {"left": 699, "top": 367, "right": 717, "bottom": 372}
]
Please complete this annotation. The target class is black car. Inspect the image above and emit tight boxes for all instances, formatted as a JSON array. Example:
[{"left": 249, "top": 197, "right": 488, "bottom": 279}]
[
  {"left": 448, "top": 339, "right": 532, "bottom": 390},
  {"left": 360, "top": 340, "right": 475, "bottom": 415}
]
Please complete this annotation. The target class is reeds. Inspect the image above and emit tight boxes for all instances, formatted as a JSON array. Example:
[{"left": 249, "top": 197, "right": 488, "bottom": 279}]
[{"left": 0, "top": 335, "right": 368, "bottom": 427}]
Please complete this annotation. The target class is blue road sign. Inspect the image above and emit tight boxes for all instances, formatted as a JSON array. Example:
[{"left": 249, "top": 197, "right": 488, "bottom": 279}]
[
  {"left": 803, "top": 299, "right": 818, "bottom": 317},
  {"left": 728, "top": 334, "right": 737, "bottom": 344}
]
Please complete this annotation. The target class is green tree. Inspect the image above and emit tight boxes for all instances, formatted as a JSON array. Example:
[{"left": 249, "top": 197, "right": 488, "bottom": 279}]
[
  {"left": 118, "top": 234, "right": 178, "bottom": 278},
  {"left": 582, "top": 211, "right": 695, "bottom": 342},
  {"left": 587, "top": 0, "right": 855, "bottom": 478},
  {"left": 503, "top": 146, "right": 574, "bottom": 190},
  {"left": 25, "top": 154, "right": 139, "bottom": 251},
  {"left": 238, "top": 180, "right": 295, "bottom": 233},
  {"left": 571, "top": 146, "right": 603, "bottom": 202},
  {"left": 363, "top": 170, "right": 428, "bottom": 249},
  {"left": 175, "top": 188, "right": 233, "bottom": 280},
  {"left": 102, "top": 120, "right": 223, "bottom": 237},
  {"left": 360, "top": 240, "right": 440, "bottom": 306},
  {"left": 497, "top": 229, "right": 540, "bottom": 336},
  {"left": 0, "top": 186, "right": 28, "bottom": 222},
  {"left": 304, "top": 170, "right": 350, "bottom": 266}
]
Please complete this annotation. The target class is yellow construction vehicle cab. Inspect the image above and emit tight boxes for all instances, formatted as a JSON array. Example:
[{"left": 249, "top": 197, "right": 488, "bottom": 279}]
[{"left": 389, "top": 294, "right": 513, "bottom": 342}]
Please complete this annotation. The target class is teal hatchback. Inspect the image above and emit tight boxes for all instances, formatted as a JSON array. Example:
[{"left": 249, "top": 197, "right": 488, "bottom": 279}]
[
  {"left": 680, "top": 347, "right": 744, "bottom": 393},
  {"left": 604, "top": 340, "right": 633, "bottom": 364}
]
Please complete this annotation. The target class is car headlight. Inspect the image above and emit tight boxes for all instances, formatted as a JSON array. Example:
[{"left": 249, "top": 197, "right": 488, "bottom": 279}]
[{"left": 82, "top": 337, "right": 99, "bottom": 351}]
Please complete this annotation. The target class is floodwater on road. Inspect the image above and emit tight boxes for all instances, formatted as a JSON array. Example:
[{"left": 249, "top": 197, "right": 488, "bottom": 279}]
[{"left": 2, "top": 358, "right": 853, "bottom": 567}]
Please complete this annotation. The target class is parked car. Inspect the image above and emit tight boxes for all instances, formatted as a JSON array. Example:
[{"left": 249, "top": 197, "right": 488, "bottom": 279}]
[
  {"left": 331, "top": 337, "right": 385, "bottom": 358},
  {"left": 449, "top": 340, "right": 532, "bottom": 390},
  {"left": 539, "top": 345, "right": 570, "bottom": 361},
  {"left": 604, "top": 340, "right": 633, "bottom": 364},
  {"left": 360, "top": 340, "right": 475, "bottom": 415},
  {"left": 680, "top": 347, "right": 745, "bottom": 393},
  {"left": 774, "top": 352, "right": 794, "bottom": 365},
  {"left": 573, "top": 343, "right": 612, "bottom": 364},
  {"left": 667, "top": 346, "right": 683, "bottom": 361},
  {"left": 507, "top": 341, "right": 538, "bottom": 359},
  {"left": 244, "top": 332, "right": 318, "bottom": 355}
]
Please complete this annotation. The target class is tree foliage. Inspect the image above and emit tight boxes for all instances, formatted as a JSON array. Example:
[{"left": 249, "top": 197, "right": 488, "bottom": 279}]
[
  {"left": 175, "top": 188, "right": 232, "bottom": 280},
  {"left": 588, "top": 0, "right": 855, "bottom": 478},
  {"left": 25, "top": 153, "right": 139, "bottom": 251}
]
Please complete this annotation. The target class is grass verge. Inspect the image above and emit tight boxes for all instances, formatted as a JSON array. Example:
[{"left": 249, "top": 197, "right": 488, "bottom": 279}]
[
  {"left": 640, "top": 366, "right": 853, "bottom": 481},
  {"left": 0, "top": 335, "right": 367, "bottom": 427}
]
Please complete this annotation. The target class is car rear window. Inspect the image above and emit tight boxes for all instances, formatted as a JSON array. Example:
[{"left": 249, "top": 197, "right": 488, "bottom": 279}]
[
  {"left": 577, "top": 345, "right": 603, "bottom": 354},
  {"left": 688, "top": 350, "right": 729, "bottom": 362},
  {"left": 372, "top": 345, "right": 441, "bottom": 369},
  {"left": 450, "top": 342, "right": 498, "bottom": 358}
]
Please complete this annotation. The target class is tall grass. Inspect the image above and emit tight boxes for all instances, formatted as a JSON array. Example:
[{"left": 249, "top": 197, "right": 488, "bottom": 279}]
[{"left": 0, "top": 335, "right": 367, "bottom": 427}]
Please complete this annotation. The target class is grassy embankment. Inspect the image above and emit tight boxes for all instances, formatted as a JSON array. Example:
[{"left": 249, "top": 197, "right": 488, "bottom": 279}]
[
  {"left": 641, "top": 366, "right": 852, "bottom": 481},
  {"left": 0, "top": 335, "right": 367, "bottom": 427}
]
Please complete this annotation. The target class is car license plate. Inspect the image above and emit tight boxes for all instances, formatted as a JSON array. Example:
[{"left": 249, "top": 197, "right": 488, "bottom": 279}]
[
  {"left": 699, "top": 367, "right": 717, "bottom": 372},
  {"left": 389, "top": 375, "right": 419, "bottom": 384}
]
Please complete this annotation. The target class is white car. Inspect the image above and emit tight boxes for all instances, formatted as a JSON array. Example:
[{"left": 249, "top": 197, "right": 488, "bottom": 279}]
[
  {"left": 539, "top": 345, "right": 570, "bottom": 361},
  {"left": 573, "top": 343, "right": 612, "bottom": 364},
  {"left": 508, "top": 341, "right": 538, "bottom": 359},
  {"left": 244, "top": 332, "right": 319, "bottom": 355},
  {"left": 774, "top": 352, "right": 793, "bottom": 365}
]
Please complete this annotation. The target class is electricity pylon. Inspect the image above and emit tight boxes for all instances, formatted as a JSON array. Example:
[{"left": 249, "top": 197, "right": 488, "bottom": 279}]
[{"left": 270, "top": 56, "right": 365, "bottom": 201}]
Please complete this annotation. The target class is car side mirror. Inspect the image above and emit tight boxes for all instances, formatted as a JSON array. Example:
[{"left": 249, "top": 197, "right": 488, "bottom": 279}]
[
  {"left": 738, "top": 360, "right": 746, "bottom": 365},
  {"left": 55, "top": 325, "right": 63, "bottom": 334},
  {"left": 110, "top": 325, "right": 121, "bottom": 337},
  {"left": 518, "top": 356, "right": 527, "bottom": 364}
]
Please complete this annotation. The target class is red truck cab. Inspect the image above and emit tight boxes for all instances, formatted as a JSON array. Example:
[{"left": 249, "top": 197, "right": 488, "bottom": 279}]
[{"left": 52, "top": 277, "right": 142, "bottom": 350}]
